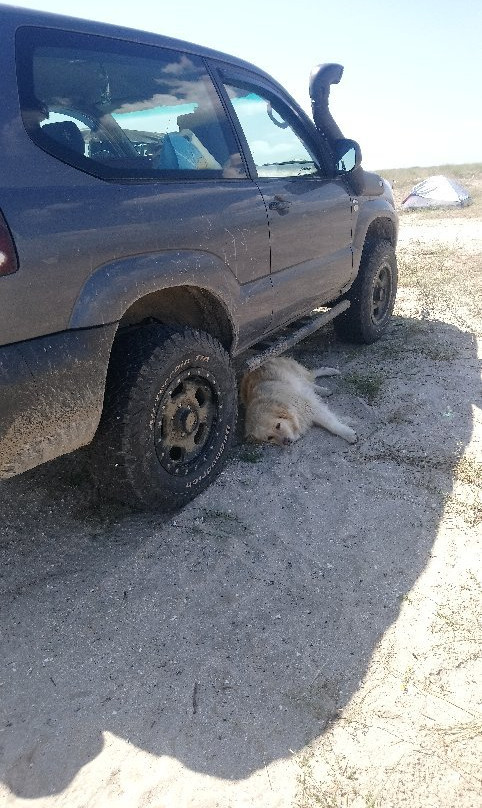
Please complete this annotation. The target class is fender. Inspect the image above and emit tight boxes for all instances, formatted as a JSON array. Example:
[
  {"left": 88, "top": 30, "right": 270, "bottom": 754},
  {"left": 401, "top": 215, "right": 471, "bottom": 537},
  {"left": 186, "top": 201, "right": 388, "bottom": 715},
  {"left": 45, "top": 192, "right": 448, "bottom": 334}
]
[
  {"left": 69, "top": 249, "right": 275, "bottom": 355},
  {"left": 69, "top": 249, "right": 248, "bottom": 348},
  {"left": 350, "top": 196, "right": 398, "bottom": 279}
]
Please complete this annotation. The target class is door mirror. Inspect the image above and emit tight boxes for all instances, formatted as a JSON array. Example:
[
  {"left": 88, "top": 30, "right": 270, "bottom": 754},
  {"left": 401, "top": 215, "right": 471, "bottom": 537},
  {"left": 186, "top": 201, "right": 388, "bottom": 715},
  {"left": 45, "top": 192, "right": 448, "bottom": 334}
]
[{"left": 334, "top": 138, "right": 362, "bottom": 173}]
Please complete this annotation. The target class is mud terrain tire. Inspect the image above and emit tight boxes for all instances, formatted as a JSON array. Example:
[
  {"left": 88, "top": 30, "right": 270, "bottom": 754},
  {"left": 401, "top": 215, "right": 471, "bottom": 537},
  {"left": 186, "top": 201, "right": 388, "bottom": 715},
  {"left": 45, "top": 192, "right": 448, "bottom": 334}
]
[
  {"left": 93, "top": 325, "right": 237, "bottom": 510},
  {"left": 334, "top": 239, "right": 398, "bottom": 343}
]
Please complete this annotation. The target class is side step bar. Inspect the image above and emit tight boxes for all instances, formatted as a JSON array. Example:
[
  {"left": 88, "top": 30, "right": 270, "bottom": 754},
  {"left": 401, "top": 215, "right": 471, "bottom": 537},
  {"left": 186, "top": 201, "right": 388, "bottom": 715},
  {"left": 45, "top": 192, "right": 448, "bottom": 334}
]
[{"left": 242, "top": 299, "right": 350, "bottom": 372}]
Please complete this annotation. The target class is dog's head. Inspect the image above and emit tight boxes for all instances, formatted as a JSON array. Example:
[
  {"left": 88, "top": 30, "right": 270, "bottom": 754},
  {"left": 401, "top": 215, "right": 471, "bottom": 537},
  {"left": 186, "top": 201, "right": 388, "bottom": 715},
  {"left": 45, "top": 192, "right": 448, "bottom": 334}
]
[{"left": 245, "top": 409, "right": 300, "bottom": 447}]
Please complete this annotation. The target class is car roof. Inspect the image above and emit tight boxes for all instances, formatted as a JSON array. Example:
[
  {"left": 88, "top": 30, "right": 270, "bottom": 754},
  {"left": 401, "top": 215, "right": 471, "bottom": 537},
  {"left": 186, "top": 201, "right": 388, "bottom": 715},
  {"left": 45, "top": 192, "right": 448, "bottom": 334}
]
[{"left": 1, "top": 3, "right": 278, "bottom": 85}]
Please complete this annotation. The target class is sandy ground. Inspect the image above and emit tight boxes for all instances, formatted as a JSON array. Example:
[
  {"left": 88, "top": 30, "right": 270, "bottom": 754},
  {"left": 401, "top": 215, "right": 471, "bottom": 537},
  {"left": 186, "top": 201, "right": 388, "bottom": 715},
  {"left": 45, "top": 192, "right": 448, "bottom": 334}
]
[{"left": 1, "top": 198, "right": 481, "bottom": 806}]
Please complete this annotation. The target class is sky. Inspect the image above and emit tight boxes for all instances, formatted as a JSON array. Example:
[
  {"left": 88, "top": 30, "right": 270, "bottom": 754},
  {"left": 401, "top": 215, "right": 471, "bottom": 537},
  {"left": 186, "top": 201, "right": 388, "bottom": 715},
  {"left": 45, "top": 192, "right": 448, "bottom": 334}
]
[{"left": 6, "top": 0, "right": 482, "bottom": 169}]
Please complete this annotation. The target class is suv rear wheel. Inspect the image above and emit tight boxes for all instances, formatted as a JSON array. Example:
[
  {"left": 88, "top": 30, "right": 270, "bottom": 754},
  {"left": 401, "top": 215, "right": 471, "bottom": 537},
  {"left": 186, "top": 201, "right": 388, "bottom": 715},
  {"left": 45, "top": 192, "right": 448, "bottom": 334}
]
[
  {"left": 334, "top": 239, "right": 398, "bottom": 343},
  {"left": 93, "top": 324, "right": 237, "bottom": 510}
]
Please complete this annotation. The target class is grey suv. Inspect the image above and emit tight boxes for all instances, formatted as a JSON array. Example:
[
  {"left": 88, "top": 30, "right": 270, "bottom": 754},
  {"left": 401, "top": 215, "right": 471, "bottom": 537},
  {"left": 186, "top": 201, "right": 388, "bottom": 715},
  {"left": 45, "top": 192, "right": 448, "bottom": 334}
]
[{"left": 0, "top": 5, "right": 398, "bottom": 509}]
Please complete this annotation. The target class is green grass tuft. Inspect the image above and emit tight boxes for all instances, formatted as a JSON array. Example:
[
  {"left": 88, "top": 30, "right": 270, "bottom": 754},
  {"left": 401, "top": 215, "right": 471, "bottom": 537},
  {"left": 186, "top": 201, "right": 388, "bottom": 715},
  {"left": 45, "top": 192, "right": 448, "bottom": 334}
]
[{"left": 343, "top": 371, "right": 385, "bottom": 403}]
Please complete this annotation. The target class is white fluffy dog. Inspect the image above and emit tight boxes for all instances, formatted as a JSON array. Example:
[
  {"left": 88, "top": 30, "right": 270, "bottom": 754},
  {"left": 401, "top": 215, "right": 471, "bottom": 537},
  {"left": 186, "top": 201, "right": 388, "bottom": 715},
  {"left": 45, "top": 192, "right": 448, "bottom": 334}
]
[{"left": 240, "top": 357, "right": 356, "bottom": 446}]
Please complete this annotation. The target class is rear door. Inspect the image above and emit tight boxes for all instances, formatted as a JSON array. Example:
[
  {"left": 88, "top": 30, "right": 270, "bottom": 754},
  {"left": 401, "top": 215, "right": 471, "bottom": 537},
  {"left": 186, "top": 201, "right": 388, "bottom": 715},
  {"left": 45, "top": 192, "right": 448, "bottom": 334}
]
[{"left": 216, "top": 69, "right": 353, "bottom": 329}]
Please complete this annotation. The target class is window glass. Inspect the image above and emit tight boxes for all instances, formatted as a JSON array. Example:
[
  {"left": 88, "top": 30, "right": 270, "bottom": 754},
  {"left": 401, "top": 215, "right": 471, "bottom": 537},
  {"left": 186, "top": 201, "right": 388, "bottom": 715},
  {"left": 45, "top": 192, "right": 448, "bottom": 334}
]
[
  {"left": 224, "top": 84, "right": 319, "bottom": 178},
  {"left": 17, "top": 28, "right": 245, "bottom": 180}
]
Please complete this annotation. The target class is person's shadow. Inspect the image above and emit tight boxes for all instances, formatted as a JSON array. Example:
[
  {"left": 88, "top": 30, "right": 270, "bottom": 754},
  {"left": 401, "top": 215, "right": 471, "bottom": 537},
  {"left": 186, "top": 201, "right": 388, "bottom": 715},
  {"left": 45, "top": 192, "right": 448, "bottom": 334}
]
[{"left": 0, "top": 316, "right": 478, "bottom": 798}]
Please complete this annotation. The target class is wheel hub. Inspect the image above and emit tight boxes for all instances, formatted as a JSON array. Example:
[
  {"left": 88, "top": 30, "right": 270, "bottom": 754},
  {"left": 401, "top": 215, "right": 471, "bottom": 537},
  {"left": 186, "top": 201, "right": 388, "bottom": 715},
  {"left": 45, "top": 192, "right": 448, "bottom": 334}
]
[
  {"left": 174, "top": 406, "right": 198, "bottom": 435},
  {"left": 154, "top": 369, "right": 218, "bottom": 474}
]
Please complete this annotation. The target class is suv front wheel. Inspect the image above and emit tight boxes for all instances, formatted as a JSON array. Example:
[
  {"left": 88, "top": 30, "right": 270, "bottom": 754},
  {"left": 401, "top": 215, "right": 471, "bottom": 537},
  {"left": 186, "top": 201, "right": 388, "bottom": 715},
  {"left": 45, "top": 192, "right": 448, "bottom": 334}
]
[
  {"left": 93, "top": 324, "right": 237, "bottom": 510},
  {"left": 334, "top": 239, "right": 398, "bottom": 343}
]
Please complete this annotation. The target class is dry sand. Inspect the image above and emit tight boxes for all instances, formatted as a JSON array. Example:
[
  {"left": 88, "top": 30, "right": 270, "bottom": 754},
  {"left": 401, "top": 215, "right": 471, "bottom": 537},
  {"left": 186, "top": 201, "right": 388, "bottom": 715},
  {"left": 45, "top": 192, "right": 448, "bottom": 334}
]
[{"left": 1, "top": 178, "right": 481, "bottom": 807}]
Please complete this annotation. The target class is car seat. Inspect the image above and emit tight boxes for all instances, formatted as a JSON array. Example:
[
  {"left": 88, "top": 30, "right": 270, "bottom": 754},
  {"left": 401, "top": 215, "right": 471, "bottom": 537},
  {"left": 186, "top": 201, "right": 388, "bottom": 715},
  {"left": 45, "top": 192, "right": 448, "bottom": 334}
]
[{"left": 40, "top": 121, "right": 86, "bottom": 155}]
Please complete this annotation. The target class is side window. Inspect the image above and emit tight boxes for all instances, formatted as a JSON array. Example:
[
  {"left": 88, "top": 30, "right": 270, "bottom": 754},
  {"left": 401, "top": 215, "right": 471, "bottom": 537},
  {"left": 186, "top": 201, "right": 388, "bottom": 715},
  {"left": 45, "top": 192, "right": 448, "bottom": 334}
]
[
  {"left": 224, "top": 83, "right": 319, "bottom": 178},
  {"left": 16, "top": 28, "right": 245, "bottom": 180}
]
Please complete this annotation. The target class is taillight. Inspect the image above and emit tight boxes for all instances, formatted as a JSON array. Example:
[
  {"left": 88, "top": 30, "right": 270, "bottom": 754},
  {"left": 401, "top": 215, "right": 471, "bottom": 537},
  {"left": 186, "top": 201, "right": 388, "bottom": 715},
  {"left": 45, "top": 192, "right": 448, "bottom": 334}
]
[{"left": 0, "top": 210, "right": 19, "bottom": 276}]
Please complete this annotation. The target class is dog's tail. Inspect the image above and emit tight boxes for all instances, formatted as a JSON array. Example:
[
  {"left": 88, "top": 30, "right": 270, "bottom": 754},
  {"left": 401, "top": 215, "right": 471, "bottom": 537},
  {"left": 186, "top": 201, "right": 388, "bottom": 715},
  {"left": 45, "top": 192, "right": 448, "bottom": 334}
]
[{"left": 313, "top": 366, "right": 340, "bottom": 377}]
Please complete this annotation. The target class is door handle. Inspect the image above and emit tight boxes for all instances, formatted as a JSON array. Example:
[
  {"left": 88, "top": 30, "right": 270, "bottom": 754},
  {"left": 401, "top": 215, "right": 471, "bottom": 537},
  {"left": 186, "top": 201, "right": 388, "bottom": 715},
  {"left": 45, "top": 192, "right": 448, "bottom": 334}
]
[{"left": 268, "top": 195, "right": 291, "bottom": 215}]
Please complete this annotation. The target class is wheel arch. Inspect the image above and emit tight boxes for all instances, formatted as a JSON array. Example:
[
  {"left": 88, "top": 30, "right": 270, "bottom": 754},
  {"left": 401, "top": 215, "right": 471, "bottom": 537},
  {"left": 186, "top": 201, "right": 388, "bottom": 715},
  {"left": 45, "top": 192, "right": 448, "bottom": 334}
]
[
  {"left": 352, "top": 208, "right": 398, "bottom": 279},
  {"left": 363, "top": 217, "right": 397, "bottom": 247},
  {"left": 69, "top": 249, "right": 240, "bottom": 353},
  {"left": 116, "top": 285, "right": 235, "bottom": 352}
]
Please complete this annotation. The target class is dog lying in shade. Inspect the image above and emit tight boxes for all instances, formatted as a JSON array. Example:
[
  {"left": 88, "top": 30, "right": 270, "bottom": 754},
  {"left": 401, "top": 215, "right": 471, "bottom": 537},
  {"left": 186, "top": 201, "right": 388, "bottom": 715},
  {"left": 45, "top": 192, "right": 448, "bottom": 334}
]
[{"left": 240, "top": 357, "right": 356, "bottom": 446}]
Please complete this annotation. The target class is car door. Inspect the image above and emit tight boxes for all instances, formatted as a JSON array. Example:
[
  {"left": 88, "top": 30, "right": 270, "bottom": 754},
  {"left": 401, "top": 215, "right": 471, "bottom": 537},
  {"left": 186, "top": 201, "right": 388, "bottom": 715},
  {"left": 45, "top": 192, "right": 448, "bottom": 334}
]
[{"left": 217, "top": 69, "right": 354, "bottom": 329}]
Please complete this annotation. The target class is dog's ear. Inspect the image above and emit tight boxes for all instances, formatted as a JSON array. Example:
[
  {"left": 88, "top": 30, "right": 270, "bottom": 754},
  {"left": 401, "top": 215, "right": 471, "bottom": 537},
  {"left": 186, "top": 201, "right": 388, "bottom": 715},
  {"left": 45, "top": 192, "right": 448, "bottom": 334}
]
[{"left": 275, "top": 406, "right": 300, "bottom": 433}]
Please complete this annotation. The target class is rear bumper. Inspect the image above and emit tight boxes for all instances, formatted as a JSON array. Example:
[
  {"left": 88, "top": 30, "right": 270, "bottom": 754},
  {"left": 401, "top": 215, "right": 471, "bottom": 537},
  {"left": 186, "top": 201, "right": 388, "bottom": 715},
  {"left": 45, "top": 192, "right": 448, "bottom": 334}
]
[{"left": 0, "top": 324, "right": 116, "bottom": 479}]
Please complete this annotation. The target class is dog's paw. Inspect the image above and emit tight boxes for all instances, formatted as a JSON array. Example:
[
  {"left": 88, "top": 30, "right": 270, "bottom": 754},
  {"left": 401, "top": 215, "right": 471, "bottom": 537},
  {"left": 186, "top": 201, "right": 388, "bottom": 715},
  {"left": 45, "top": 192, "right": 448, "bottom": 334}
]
[
  {"left": 343, "top": 427, "right": 358, "bottom": 444},
  {"left": 314, "top": 385, "right": 332, "bottom": 396},
  {"left": 314, "top": 367, "right": 341, "bottom": 378}
]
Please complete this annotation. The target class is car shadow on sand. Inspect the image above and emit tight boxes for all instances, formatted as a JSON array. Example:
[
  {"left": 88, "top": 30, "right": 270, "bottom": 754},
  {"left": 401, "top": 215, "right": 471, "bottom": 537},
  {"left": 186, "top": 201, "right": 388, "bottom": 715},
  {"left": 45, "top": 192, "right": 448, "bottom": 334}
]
[{"left": 0, "top": 316, "right": 479, "bottom": 798}]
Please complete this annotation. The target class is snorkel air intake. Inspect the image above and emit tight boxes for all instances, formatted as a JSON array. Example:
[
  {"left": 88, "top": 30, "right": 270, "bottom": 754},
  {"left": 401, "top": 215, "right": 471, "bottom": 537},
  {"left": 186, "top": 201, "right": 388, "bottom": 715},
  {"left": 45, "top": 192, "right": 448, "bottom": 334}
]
[
  {"left": 309, "top": 63, "right": 345, "bottom": 144},
  {"left": 309, "top": 63, "right": 382, "bottom": 196}
]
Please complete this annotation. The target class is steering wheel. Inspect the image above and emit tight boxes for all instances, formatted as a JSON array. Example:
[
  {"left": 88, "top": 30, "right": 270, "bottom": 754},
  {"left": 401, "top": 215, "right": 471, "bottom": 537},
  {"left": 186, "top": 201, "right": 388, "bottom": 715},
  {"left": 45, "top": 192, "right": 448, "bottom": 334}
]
[{"left": 266, "top": 101, "right": 289, "bottom": 129}]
